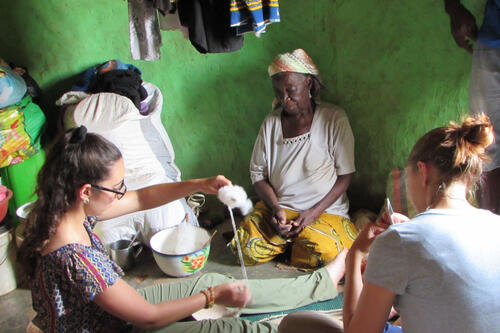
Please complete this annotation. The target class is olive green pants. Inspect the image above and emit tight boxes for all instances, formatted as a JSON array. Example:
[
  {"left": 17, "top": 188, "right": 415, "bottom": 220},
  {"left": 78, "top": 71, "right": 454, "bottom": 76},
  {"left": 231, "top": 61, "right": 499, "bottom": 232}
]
[{"left": 134, "top": 268, "right": 338, "bottom": 333}]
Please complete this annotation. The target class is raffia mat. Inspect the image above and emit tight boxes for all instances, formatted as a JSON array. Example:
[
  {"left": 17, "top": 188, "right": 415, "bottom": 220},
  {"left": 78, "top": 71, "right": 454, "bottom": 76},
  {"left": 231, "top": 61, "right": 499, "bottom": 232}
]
[{"left": 274, "top": 261, "right": 311, "bottom": 272}]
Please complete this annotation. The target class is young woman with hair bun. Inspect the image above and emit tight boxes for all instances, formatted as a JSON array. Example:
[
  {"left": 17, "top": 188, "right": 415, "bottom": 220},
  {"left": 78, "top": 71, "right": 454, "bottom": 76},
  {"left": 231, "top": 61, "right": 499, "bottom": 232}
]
[{"left": 279, "top": 114, "right": 500, "bottom": 333}]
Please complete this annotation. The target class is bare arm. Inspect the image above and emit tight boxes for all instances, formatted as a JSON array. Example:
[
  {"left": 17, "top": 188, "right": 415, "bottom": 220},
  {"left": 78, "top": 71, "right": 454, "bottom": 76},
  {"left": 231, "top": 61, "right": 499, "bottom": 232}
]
[
  {"left": 286, "top": 173, "right": 353, "bottom": 237},
  {"left": 98, "top": 175, "right": 231, "bottom": 221},
  {"left": 444, "top": 0, "right": 478, "bottom": 53},
  {"left": 254, "top": 180, "right": 291, "bottom": 236},
  {"left": 254, "top": 179, "right": 280, "bottom": 212},
  {"left": 344, "top": 280, "right": 395, "bottom": 333},
  {"left": 94, "top": 278, "right": 250, "bottom": 329},
  {"left": 342, "top": 224, "right": 396, "bottom": 333}
]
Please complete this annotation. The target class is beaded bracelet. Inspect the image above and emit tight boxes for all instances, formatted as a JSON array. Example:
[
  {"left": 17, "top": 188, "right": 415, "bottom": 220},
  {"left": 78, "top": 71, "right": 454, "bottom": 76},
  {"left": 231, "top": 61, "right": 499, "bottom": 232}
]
[{"left": 201, "top": 287, "right": 215, "bottom": 308}]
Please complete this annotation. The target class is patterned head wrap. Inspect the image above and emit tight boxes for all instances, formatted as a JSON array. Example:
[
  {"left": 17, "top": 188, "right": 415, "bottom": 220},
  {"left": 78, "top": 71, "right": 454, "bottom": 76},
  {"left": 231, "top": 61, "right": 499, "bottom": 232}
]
[{"left": 268, "top": 49, "right": 319, "bottom": 77}]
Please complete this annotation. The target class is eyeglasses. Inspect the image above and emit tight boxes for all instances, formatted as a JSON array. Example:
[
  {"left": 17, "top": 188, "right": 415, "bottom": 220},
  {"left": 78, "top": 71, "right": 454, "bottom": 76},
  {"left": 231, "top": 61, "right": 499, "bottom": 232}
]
[{"left": 91, "top": 180, "right": 127, "bottom": 200}]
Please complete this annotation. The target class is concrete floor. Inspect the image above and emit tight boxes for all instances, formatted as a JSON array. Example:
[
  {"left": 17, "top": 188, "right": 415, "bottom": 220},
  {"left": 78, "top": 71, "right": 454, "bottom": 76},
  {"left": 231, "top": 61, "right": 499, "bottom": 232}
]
[{"left": 0, "top": 218, "right": 307, "bottom": 332}]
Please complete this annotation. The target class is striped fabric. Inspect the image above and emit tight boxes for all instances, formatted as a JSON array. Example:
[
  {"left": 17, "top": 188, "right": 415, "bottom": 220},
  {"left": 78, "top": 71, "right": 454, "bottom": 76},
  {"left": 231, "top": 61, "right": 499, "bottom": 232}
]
[
  {"left": 386, "top": 168, "right": 416, "bottom": 218},
  {"left": 242, "top": 293, "right": 344, "bottom": 323},
  {"left": 230, "top": 0, "right": 280, "bottom": 36}
]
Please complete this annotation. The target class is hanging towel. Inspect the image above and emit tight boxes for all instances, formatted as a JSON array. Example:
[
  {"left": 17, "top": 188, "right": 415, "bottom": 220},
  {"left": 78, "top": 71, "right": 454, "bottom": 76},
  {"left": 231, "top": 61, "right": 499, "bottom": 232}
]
[
  {"left": 230, "top": 0, "right": 280, "bottom": 36},
  {"left": 128, "top": 0, "right": 162, "bottom": 61},
  {"left": 178, "top": 0, "right": 244, "bottom": 54}
]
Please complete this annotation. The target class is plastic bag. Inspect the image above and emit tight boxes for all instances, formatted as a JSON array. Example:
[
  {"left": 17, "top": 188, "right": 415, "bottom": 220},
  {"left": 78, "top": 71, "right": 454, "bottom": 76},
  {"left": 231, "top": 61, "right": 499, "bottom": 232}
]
[
  {"left": 0, "top": 64, "right": 27, "bottom": 108},
  {"left": 0, "top": 96, "right": 45, "bottom": 167}
]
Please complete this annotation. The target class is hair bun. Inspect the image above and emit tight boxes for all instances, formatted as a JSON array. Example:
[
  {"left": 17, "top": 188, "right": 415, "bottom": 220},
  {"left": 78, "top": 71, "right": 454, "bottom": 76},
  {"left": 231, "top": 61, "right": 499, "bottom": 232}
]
[
  {"left": 69, "top": 125, "right": 87, "bottom": 144},
  {"left": 459, "top": 114, "right": 493, "bottom": 148},
  {"left": 451, "top": 114, "right": 493, "bottom": 167}
]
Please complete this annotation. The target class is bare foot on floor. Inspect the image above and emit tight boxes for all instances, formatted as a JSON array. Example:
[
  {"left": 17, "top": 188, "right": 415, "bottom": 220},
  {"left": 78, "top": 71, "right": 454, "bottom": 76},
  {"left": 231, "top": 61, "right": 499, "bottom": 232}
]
[{"left": 326, "top": 249, "right": 347, "bottom": 288}]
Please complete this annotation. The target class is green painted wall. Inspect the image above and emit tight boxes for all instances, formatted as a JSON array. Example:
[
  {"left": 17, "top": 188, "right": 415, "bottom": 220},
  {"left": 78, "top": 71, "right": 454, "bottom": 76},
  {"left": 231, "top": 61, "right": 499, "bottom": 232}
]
[{"left": 0, "top": 0, "right": 485, "bottom": 212}]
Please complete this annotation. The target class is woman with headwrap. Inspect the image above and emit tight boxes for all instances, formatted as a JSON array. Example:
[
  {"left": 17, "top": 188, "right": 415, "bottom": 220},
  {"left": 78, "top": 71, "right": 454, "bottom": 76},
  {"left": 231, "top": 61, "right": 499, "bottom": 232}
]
[{"left": 230, "top": 49, "right": 358, "bottom": 269}]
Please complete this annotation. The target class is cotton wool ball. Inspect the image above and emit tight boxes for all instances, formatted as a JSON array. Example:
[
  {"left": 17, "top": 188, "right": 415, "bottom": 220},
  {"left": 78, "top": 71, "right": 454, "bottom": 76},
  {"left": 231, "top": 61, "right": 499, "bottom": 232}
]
[
  {"left": 218, "top": 185, "right": 253, "bottom": 216},
  {"left": 239, "top": 198, "right": 253, "bottom": 216},
  {"left": 161, "top": 223, "right": 205, "bottom": 254}
]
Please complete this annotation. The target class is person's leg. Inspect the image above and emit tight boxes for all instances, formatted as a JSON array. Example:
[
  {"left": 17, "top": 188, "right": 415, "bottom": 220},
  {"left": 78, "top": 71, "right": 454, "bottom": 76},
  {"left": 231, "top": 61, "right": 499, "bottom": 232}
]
[
  {"left": 291, "top": 213, "right": 357, "bottom": 268},
  {"left": 139, "top": 266, "right": 338, "bottom": 314},
  {"left": 278, "top": 311, "right": 343, "bottom": 333},
  {"left": 278, "top": 312, "right": 402, "bottom": 333},
  {"left": 135, "top": 317, "right": 277, "bottom": 333},
  {"left": 242, "top": 266, "right": 339, "bottom": 314},
  {"left": 135, "top": 268, "right": 339, "bottom": 332},
  {"left": 135, "top": 273, "right": 278, "bottom": 332},
  {"left": 470, "top": 41, "right": 500, "bottom": 213},
  {"left": 229, "top": 201, "right": 287, "bottom": 265},
  {"left": 137, "top": 272, "right": 235, "bottom": 304},
  {"left": 477, "top": 168, "right": 500, "bottom": 214}
]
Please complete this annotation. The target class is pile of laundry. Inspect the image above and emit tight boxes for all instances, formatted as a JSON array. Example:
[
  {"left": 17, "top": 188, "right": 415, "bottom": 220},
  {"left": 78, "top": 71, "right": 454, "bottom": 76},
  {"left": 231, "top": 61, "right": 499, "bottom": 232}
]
[
  {"left": 0, "top": 58, "right": 45, "bottom": 168},
  {"left": 128, "top": 0, "right": 280, "bottom": 60},
  {"left": 68, "top": 59, "right": 151, "bottom": 115}
]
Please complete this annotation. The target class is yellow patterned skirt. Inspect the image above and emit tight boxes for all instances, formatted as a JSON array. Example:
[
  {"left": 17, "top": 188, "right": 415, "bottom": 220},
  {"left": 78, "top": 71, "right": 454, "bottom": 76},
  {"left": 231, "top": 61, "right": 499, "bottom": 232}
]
[{"left": 229, "top": 201, "right": 359, "bottom": 269}]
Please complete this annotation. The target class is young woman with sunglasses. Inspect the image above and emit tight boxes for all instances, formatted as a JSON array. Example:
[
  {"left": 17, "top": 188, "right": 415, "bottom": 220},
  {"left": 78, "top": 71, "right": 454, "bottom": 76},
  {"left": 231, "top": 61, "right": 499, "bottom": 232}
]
[{"left": 19, "top": 126, "right": 347, "bottom": 333}]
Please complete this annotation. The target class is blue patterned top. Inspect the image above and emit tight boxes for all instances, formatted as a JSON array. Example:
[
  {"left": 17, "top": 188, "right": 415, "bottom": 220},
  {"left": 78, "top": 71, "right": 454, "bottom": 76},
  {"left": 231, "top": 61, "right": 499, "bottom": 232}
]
[{"left": 31, "top": 216, "right": 127, "bottom": 333}]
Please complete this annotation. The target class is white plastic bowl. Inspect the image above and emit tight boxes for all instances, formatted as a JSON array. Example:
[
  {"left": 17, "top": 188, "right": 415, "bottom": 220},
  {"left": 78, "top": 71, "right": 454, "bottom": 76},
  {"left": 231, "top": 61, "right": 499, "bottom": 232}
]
[
  {"left": 16, "top": 201, "right": 35, "bottom": 224},
  {"left": 150, "top": 226, "right": 211, "bottom": 277},
  {"left": 14, "top": 201, "right": 35, "bottom": 248}
]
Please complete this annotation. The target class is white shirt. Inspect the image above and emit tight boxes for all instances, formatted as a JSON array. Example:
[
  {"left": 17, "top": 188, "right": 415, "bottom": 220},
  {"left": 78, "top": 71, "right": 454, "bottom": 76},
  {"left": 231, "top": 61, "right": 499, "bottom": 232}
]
[{"left": 249, "top": 102, "right": 355, "bottom": 217}]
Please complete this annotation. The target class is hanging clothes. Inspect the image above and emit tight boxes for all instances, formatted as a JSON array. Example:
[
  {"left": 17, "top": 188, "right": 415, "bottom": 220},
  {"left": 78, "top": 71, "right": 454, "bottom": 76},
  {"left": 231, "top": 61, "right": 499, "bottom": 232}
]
[
  {"left": 178, "top": 0, "right": 244, "bottom": 54},
  {"left": 230, "top": 0, "right": 280, "bottom": 36},
  {"left": 128, "top": 0, "right": 162, "bottom": 61},
  {"left": 151, "top": 0, "right": 175, "bottom": 15},
  {"left": 158, "top": 7, "right": 190, "bottom": 40}
]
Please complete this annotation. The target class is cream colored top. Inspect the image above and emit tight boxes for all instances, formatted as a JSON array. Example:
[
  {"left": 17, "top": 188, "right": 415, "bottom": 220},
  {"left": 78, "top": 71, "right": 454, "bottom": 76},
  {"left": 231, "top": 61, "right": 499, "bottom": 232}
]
[{"left": 250, "top": 102, "right": 355, "bottom": 217}]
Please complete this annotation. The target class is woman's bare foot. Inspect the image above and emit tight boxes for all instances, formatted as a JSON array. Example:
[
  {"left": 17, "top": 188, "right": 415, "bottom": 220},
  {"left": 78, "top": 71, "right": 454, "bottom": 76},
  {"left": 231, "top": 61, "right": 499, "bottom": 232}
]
[{"left": 326, "top": 249, "right": 348, "bottom": 288}]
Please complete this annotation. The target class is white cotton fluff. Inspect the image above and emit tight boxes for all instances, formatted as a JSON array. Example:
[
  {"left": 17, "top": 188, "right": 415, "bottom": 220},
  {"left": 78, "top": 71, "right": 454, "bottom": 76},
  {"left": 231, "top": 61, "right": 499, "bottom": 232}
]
[
  {"left": 217, "top": 185, "right": 253, "bottom": 216},
  {"left": 160, "top": 223, "right": 207, "bottom": 254}
]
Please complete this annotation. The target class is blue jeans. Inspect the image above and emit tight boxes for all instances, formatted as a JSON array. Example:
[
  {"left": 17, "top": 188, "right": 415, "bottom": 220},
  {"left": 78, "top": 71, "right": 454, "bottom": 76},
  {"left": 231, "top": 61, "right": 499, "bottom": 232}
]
[{"left": 383, "top": 322, "right": 402, "bottom": 333}]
